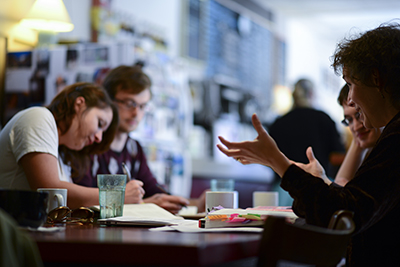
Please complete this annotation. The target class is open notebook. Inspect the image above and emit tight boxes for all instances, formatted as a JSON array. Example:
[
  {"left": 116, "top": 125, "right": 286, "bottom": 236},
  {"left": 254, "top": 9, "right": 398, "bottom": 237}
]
[{"left": 97, "top": 203, "right": 185, "bottom": 227}]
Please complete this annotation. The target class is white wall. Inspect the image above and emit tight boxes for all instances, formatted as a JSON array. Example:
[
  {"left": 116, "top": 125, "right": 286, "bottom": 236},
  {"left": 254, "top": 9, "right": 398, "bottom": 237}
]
[{"left": 285, "top": 18, "right": 345, "bottom": 125}]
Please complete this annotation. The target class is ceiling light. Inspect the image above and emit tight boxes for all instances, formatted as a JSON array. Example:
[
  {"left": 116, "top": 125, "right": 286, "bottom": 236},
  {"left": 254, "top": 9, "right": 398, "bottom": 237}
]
[{"left": 20, "top": 0, "right": 74, "bottom": 33}]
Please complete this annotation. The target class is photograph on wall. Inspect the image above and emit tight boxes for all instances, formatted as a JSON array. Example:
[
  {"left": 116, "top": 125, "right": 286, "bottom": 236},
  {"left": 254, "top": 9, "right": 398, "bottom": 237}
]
[
  {"left": 66, "top": 49, "right": 79, "bottom": 70},
  {"left": 7, "top": 51, "right": 32, "bottom": 69},
  {"left": 83, "top": 46, "right": 109, "bottom": 65},
  {"left": 35, "top": 49, "right": 50, "bottom": 77}
]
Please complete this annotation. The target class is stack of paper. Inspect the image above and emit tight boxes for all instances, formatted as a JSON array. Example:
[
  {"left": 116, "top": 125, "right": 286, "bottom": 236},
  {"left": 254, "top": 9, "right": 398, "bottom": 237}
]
[{"left": 200, "top": 206, "right": 297, "bottom": 229}]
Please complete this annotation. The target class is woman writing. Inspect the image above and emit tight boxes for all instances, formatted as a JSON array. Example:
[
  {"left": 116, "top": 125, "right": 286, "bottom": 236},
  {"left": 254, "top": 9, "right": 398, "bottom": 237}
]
[
  {"left": 217, "top": 23, "right": 400, "bottom": 266},
  {"left": 0, "top": 82, "right": 144, "bottom": 208}
]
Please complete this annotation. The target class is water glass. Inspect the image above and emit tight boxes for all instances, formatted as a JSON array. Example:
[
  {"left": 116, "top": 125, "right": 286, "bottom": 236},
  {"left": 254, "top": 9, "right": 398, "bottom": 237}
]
[
  {"left": 210, "top": 179, "right": 235, "bottom": 192},
  {"left": 97, "top": 174, "right": 127, "bottom": 219}
]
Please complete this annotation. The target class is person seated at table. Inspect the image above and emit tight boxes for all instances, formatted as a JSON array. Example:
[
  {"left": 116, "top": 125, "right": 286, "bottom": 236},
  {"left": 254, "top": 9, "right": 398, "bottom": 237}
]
[
  {"left": 295, "top": 84, "right": 382, "bottom": 187},
  {"left": 73, "top": 64, "right": 206, "bottom": 214},
  {"left": 334, "top": 84, "right": 382, "bottom": 185},
  {"left": 268, "top": 78, "right": 345, "bottom": 206},
  {"left": 0, "top": 82, "right": 144, "bottom": 209},
  {"left": 216, "top": 23, "right": 400, "bottom": 266}
]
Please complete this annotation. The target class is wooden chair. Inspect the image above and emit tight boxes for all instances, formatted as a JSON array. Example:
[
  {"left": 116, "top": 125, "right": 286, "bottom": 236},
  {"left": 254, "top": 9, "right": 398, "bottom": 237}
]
[{"left": 257, "top": 210, "right": 355, "bottom": 267}]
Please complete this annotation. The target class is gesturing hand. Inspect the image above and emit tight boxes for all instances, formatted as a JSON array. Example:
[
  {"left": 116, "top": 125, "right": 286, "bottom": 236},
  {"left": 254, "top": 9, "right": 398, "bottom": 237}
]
[
  {"left": 216, "top": 114, "right": 291, "bottom": 177},
  {"left": 292, "top": 147, "right": 331, "bottom": 185}
]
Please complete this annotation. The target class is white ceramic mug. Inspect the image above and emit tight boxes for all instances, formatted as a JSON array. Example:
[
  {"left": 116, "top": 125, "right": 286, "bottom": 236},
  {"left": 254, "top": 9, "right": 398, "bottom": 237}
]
[
  {"left": 253, "top": 191, "right": 279, "bottom": 207},
  {"left": 37, "top": 188, "right": 67, "bottom": 212},
  {"left": 206, "top": 191, "right": 238, "bottom": 212}
]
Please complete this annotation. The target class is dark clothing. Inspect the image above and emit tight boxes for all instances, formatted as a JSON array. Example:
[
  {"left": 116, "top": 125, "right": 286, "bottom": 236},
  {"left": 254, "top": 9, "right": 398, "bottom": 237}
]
[
  {"left": 281, "top": 111, "right": 400, "bottom": 267},
  {"left": 269, "top": 107, "right": 345, "bottom": 173},
  {"left": 268, "top": 107, "right": 345, "bottom": 206},
  {"left": 74, "top": 137, "right": 163, "bottom": 198}
]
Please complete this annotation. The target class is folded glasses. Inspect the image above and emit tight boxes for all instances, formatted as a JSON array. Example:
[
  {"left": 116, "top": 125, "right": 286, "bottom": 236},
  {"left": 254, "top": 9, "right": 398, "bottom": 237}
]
[{"left": 47, "top": 206, "right": 95, "bottom": 225}]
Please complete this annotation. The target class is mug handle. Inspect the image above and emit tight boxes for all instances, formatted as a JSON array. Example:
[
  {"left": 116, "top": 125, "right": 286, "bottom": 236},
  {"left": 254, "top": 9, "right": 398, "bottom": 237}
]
[{"left": 54, "top": 194, "right": 64, "bottom": 207}]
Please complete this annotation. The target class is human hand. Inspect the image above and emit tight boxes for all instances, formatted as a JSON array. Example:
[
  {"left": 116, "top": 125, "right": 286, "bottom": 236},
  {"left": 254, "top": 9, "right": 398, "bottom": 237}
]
[
  {"left": 125, "top": 180, "right": 145, "bottom": 204},
  {"left": 351, "top": 137, "right": 367, "bottom": 154},
  {"left": 216, "top": 113, "right": 291, "bottom": 177},
  {"left": 292, "top": 147, "right": 331, "bottom": 185},
  {"left": 143, "top": 194, "right": 189, "bottom": 214}
]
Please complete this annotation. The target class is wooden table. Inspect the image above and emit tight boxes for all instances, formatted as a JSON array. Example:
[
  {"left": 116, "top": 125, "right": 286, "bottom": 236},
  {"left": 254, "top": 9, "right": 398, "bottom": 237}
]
[{"left": 29, "top": 223, "right": 261, "bottom": 267}]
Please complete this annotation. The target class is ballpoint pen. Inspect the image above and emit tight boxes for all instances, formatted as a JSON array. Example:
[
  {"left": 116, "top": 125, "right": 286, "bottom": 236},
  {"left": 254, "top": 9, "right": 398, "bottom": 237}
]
[
  {"left": 122, "top": 162, "right": 132, "bottom": 182},
  {"left": 156, "top": 183, "right": 170, "bottom": 195}
]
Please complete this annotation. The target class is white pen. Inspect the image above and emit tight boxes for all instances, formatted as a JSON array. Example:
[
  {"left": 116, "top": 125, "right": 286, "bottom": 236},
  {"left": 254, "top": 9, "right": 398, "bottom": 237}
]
[{"left": 122, "top": 162, "right": 132, "bottom": 182}]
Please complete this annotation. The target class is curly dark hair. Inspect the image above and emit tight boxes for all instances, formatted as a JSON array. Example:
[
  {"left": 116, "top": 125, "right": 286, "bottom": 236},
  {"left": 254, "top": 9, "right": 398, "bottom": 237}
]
[
  {"left": 47, "top": 82, "right": 119, "bottom": 178},
  {"left": 332, "top": 23, "right": 400, "bottom": 109}
]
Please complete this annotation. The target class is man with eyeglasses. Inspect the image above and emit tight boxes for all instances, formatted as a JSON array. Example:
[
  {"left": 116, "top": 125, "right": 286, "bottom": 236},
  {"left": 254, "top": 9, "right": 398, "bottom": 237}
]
[
  {"left": 333, "top": 84, "right": 382, "bottom": 186},
  {"left": 74, "top": 64, "right": 205, "bottom": 214}
]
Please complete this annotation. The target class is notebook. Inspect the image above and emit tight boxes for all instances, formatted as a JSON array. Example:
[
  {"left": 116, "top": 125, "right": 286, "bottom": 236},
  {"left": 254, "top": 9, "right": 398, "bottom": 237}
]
[{"left": 97, "top": 203, "right": 185, "bottom": 227}]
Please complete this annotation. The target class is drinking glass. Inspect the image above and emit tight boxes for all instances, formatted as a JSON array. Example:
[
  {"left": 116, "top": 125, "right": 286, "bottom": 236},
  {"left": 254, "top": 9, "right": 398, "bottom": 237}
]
[{"left": 97, "top": 174, "right": 126, "bottom": 219}]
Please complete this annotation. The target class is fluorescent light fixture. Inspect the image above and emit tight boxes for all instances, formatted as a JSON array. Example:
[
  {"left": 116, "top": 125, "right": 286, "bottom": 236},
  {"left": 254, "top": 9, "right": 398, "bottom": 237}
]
[{"left": 20, "top": 0, "right": 74, "bottom": 32}]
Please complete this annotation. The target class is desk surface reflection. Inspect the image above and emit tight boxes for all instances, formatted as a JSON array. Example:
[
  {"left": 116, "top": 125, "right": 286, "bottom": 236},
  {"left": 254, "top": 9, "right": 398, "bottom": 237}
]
[{"left": 29, "top": 223, "right": 261, "bottom": 267}]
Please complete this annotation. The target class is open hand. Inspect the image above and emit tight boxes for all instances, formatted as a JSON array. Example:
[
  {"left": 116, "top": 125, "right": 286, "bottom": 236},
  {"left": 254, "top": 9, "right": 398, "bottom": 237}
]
[
  {"left": 216, "top": 114, "right": 291, "bottom": 177},
  {"left": 292, "top": 147, "right": 331, "bottom": 185}
]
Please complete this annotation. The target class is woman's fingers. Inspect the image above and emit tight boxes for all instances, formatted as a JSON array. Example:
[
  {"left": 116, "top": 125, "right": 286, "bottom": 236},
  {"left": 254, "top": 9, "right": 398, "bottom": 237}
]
[
  {"left": 251, "top": 113, "right": 266, "bottom": 135},
  {"left": 217, "top": 136, "right": 231, "bottom": 147},
  {"left": 306, "top": 147, "right": 316, "bottom": 163},
  {"left": 216, "top": 143, "right": 240, "bottom": 157}
]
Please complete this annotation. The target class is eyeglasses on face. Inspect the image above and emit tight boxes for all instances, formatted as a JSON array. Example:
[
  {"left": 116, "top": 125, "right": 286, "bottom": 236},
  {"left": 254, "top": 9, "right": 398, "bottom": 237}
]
[
  {"left": 47, "top": 206, "right": 95, "bottom": 225},
  {"left": 341, "top": 112, "right": 361, "bottom": 127},
  {"left": 114, "top": 99, "right": 149, "bottom": 112}
]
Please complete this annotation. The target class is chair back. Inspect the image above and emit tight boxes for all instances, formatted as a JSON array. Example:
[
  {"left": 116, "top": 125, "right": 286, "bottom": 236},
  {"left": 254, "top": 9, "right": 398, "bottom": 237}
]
[{"left": 257, "top": 210, "right": 355, "bottom": 267}]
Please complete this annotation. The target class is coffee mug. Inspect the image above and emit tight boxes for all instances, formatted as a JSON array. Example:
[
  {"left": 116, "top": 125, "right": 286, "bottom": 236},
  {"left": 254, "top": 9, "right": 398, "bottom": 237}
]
[
  {"left": 0, "top": 189, "right": 49, "bottom": 228},
  {"left": 253, "top": 191, "right": 279, "bottom": 207},
  {"left": 37, "top": 188, "right": 67, "bottom": 212},
  {"left": 205, "top": 191, "right": 238, "bottom": 212}
]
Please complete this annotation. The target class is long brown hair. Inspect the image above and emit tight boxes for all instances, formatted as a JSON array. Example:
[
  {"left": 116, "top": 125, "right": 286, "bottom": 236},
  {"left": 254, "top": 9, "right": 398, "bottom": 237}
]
[{"left": 47, "top": 82, "right": 119, "bottom": 178}]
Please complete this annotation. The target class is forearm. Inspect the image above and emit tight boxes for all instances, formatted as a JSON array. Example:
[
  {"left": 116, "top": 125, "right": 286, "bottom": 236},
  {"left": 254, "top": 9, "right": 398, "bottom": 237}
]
[
  {"left": 334, "top": 141, "right": 367, "bottom": 186},
  {"left": 269, "top": 151, "right": 292, "bottom": 178},
  {"left": 21, "top": 153, "right": 100, "bottom": 209},
  {"left": 59, "top": 181, "right": 99, "bottom": 209}
]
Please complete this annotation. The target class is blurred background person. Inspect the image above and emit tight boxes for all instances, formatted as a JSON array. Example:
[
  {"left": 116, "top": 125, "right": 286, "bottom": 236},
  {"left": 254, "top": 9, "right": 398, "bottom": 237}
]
[{"left": 268, "top": 78, "right": 345, "bottom": 205}]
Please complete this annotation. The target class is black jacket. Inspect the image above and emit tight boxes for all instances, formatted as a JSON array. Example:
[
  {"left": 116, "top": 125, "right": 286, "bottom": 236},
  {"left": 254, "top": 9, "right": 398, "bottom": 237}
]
[{"left": 281, "top": 111, "right": 400, "bottom": 266}]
